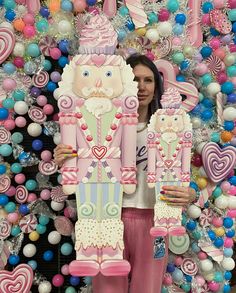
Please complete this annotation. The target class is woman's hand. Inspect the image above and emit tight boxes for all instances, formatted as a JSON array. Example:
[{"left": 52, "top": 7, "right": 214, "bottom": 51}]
[
  {"left": 53, "top": 144, "right": 76, "bottom": 167},
  {"left": 160, "top": 185, "right": 196, "bottom": 207}
]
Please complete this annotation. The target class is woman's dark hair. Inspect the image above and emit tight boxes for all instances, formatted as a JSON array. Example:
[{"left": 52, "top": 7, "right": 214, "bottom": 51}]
[{"left": 126, "top": 54, "right": 164, "bottom": 121}]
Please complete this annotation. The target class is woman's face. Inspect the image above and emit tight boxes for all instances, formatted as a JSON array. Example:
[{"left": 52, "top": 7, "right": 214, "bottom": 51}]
[{"left": 133, "top": 64, "right": 155, "bottom": 109}]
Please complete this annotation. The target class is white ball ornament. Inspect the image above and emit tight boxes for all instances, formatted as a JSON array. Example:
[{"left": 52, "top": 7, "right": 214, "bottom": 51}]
[
  {"left": 27, "top": 123, "right": 42, "bottom": 137},
  {"left": 221, "top": 257, "right": 235, "bottom": 271},
  {"left": 14, "top": 101, "right": 29, "bottom": 115},
  {"left": 228, "top": 196, "right": 236, "bottom": 209},
  {"left": 199, "top": 166, "right": 208, "bottom": 178},
  {"left": 199, "top": 259, "right": 213, "bottom": 272},
  {"left": 58, "top": 20, "right": 72, "bottom": 34},
  {"left": 214, "top": 195, "right": 229, "bottom": 209},
  {"left": 145, "top": 28, "right": 160, "bottom": 43},
  {"left": 13, "top": 42, "right": 25, "bottom": 57},
  {"left": 204, "top": 271, "right": 215, "bottom": 281},
  {"left": 53, "top": 132, "right": 61, "bottom": 145},
  {"left": 157, "top": 21, "right": 172, "bottom": 37},
  {"left": 23, "top": 243, "right": 37, "bottom": 257},
  {"left": 38, "top": 281, "right": 52, "bottom": 293},
  {"left": 0, "top": 21, "right": 14, "bottom": 31},
  {"left": 48, "top": 231, "right": 61, "bottom": 245},
  {"left": 191, "top": 117, "right": 202, "bottom": 129},
  {"left": 187, "top": 205, "right": 202, "bottom": 219},
  {"left": 223, "top": 107, "right": 236, "bottom": 121},
  {"left": 51, "top": 200, "right": 65, "bottom": 211},
  {"left": 207, "top": 82, "right": 221, "bottom": 96}
]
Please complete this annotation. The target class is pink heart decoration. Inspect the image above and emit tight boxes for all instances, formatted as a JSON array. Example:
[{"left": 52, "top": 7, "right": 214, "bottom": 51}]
[
  {"left": 202, "top": 142, "right": 236, "bottom": 183},
  {"left": 91, "top": 54, "right": 106, "bottom": 67},
  {"left": 0, "top": 264, "right": 33, "bottom": 293},
  {"left": 0, "top": 28, "right": 15, "bottom": 64},
  {"left": 92, "top": 146, "right": 107, "bottom": 160},
  {"left": 164, "top": 160, "right": 174, "bottom": 168}
]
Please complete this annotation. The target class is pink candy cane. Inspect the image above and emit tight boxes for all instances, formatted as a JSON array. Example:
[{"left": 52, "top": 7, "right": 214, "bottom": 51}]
[
  {"left": 186, "top": 0, "right": 203, "bottom": 47},
  {"left": 103, "top": 0, "right": 117, "bottom": 18},
  {"left": 26, "top": 0, "right": 40, "bottom": 14},
  {"left": 155, "top": 59, "right": 199, "bottom": 112},
  {"left": 124, "top": 0, "right": 148, "bottom": 28}
]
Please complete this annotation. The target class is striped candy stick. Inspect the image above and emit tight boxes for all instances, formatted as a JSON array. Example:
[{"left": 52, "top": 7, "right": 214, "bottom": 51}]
[{"left": 124, "top": 0, "right": 148, "bottom": 28}]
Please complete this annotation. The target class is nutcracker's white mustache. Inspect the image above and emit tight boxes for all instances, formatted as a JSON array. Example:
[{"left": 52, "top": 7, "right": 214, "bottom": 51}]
[
  {"left": 82, "top": 87, "right": 113, "bottom": 98},
  {"left": 84, "top": 97, "right": 113, "bottom": 119}
]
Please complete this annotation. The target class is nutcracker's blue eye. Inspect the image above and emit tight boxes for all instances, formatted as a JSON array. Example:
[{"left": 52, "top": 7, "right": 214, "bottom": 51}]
[
  {"left": 83, "top": 70, "right": 89, "bottom": 77},
  {"left": 106, "top": 71, "right": 112, "bottom": 77}
]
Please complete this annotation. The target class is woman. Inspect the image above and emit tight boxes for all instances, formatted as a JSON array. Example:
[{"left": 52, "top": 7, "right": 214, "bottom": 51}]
[{"left": 54, "top": 54, "right": 196, "bottom": 293}]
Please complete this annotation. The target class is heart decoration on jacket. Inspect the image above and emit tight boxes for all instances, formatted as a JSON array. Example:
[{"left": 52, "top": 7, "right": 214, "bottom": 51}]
[
  {"left": 92, "top": 146, "right": 107, "bottom": 160},
  {"left": 0, "top": 264, "right": 33, "bottom": 293},
  {"left": 202, "top": 142, "right": 236, "bottom": 183}
]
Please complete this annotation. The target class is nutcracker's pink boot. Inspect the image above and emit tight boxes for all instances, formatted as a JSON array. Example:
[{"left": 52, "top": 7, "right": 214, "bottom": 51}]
[
  {"left": 150, "top": 217, "right": 168, "bottom": 237},
  {"left": 168, "top": 217, "right": 186, "bottom": 236}
]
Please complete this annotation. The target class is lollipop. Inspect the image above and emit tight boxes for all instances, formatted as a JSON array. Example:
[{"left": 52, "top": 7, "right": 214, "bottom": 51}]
[
  {"left": 19, "top": 214, "right": 37, "bottom": 233},
  {"left": 32, "top": 71, "right": 49, "bottom": 88},
  {"left": 0, "top": 28, "right": 15, "bottom": 64},
  {"left": 199, "top": 209, "right": 214, "bottom": 227},
  {"left": 28, "top": 106, "right": 47, "bottom": 124},
  {"left": 39, "top": 36, "right": 57, "bottom": 56},
  {"left": 205, "top": 55, "right": 222, "bottom": 76},
  {"left": 38, "top": 160, "right": 58, "bottom": 175},
  {"left": 0, "top": 127, "right": 11, "bottom": 144},
  {"left": 0, "top": 219, "right": 11, "bottom": 239},
  {"left": 50, "top": 186, "right": 68, "bottom": 203},
  {"left": 0, "top": 175, "right": 11, "bottom": 193},
  {"left": 15, "top": 185, "right": 29, "bottom": 203},
  {"left": 169, "top": 234, "right": 190, "bottom": 254},
  {"left": 181, "top": 258, "right": 198, "bottom": 276}
]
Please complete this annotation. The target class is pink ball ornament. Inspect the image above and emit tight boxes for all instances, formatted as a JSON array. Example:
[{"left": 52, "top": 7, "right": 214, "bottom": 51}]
[
  {"left": 23, "top": 13, "right": 35, "bottom": 25},
  {"left": 198, "top": 251, "right": 208, "bottom": 260},
  {"left": 40, "top": 189, "right": 51, "bottom": 200},
  {"left": 158, "top": 8, "right": 170, "bottom": 21},
  {"left": 15, "top": 116, "right": 27, "bottom": 128},
  {"left": 145, "top": 51, "right": 155, "bottom": 61},
  {"left": 2, "top": 78, "right": 17, "bottom": 92},
  {"left": 61, "top": 264, "right": 70, "bottom": 275},
  {"left": 64, "top": 206, "right": 76, "bottom": 219},
  {"left": 23, "top": 25, "right": 36, "bottom": 38},
  {"left": 43, "top": 104, "right": 54, "bottom": 115},
  {"left": 213, "top": 0, "right": 225, "bottom": 8},
  {"left": 195, "top": 275, "right": 206, "bottom": 286},
  {"left": 6, "top": 186, "right": 16, "bottom": 197},
  {"left": 73, "top": 0, "right": 87, "bottom": 12},
  {"left": 172, "top": 37, "right": 182, "bottom": 46},
  {"left": 208, "top": 281, "right": 220, "bottom": 292},
  {"left": 13, "top": 57, "right": 24, "bottom": 68},
  {"left": 27, "top": 193, "right": 37, "bottom": 202},
  {"left": 53, "top": 113, "right": 59, "bottom": 121},
  {"left": 217, "top": 71, "right": 227, "bottom": 84},
  {"left": 50, "top": 48, "right": 62, "bottom": 60},
  {"left": 7, "top": 212, "right": 19, "bottom": 223},
  {"left": 52, "top": 274, "right": 64, "bottom": 287},
  {"left": 230, "top": 44, "right": 236, "bottom": 53},
  {"left": 4, "top": 120, "right": 15, "bottom": 131},
  {"left": 41, "top": 150, "right": 52, "bottom": 162},
  {"left": 220, "top": 181, "right": 231, "bottom": 192},
  {"left": 174, "top": 256, "right": 183, "bottom": 266},
  {"left": 163, "top": 273, "right": 173, "bottom": 286},
  {"left": 224, "top": 238, "right": 234, "bottom": 248},
  {"left": 212, "top": 216, "right": 223, "bottom": 227},
  {"left": 214, "top": 48, "right": 226, "bottom": 59},
  {"left": 229, "top": 0, "right": 236, "bottom": 8},
  {"left": 36, "top": 95, "right": 48, "bottom": 106},
  {"left": 14, "top": 173, "right": 26, "bottom": 184},
  {"left": 209, "top": 38, "right": 221, "bottom": 50},
  {"left": 229, "top": 186, "right": 236, "bottom": 195},
  {"left": 194, "top": 63, "right": 208, "bottom": 76},
  {"left": 202, "top": 14, "right": 211, "bottom": 25}
]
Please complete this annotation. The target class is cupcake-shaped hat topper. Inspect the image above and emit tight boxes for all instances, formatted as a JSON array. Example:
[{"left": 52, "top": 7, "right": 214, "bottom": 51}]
[
  {"left": 79, "top": 14, "right": 118, "bottom": 55},
  {"left": 160, "top": 88, "right": 182, "bottom": 109}
]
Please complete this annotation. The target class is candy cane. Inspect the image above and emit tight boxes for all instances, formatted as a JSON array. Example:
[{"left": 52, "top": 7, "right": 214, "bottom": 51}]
[
  {"left": 103, "top": 0, "right": 117, "bottom": 18},
  {"left": 216, "top": 92, "right": 224, "bottom": 126},
  {"left": 26, "top": 0, "right": 40, "bottom": 14},
  {"left": 124, "top": 0, "right": 148, "bottom": 28},
  {"left": 186, "top": 0, "right": 203, "bottom": 47},
  {"left": 155, "top": 59, "right": 199, "bottom": 112}
]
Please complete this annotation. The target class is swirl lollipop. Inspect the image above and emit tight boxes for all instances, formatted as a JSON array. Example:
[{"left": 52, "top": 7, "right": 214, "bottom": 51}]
[
  {"left": 181, "top": 258, "right": 198, "bottom": 276},
  {"left": 0, "top": 28, "right": 15, "bottom": 64}
]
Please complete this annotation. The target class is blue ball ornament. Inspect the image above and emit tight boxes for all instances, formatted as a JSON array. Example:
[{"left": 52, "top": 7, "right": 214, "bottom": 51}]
[
  {"left": 191, "top": 242, "right": 201, "bottom": 253},
  {"left": 119, "top": 6, "right": 129, "bottom": 16},
  {"left": 148, "top": 12, "right": 158, "bottom": 24},
  {"left": 4, "top": 0, "right": 16, "bottom": 10},
  {"left": 5, "top": 202, "right": 16, "bottom": 213},
  {"left": 167, "top": 263, "right": 176, "bottom": 273},
  {"left": 211, "top": 132, "right": 220, "bottom": 143},
  {"left": 0, "top": 194, "right": 8, "bottom": 206},
  {"left": 61, "top": 0, "right": 73, "bottom": 11},
  {"left": 18, "top": 204, "right": 29, "bottom": 215},
  {"left": 11, "top": 132, "right": 23, "bottom": 144},
  {"left": 28, "top": 260, "right": 37, "bottom": 270},
  {"left": 221, "top": 81, "right": 234, "bottom": 94},
  {"left": 228, "top": 176, "right": 236, "bottom": 185},
  {"left": 40, "top": 6, "right": 50, "bottom": 18},
  {"left": 58, "top": 56, "right": 69, "bottom": 68},
  {"left": 8, "top": 254, "right": 20, "bottom": 266},
  {"left": 69, "top": 276, "right": 80, "bottom": 286},
  {"left": 86, "top": 0, "right": 96, "bottom": 5},
  {"left": 186, "top": 220, "right": 197, "bottom": 231},
  {"left": 180, "top": 60, "right": 189, "bottom": 71},
  {"left": 175, "top": 13, "right": 186, "bottom": 24},
  {"left": 208, "top": 230, "right": 216, "bottom": 241},
  {"left": 43, "top": 59, "right": 52, "bottom": 71},
  {"left": 227, "top": 93, "right": 236, "bottom": 103},
  {"left": 32, "top": 139, "right": 43, "bottom": 151},
  {"left": 126, "top": 19, "right": 135, "bottom": 31},
  {"left": 223, "top": 248, "right": 233, "bottom": 257},
  {"left": 11, "top": 225, "right": 21, "bottom": 236},
  {"left": 0, "top": 144, "right": 12, "bottom": 156},
  {"left": 201, "top": 97, "right": 214, "bottom": 108},
  {"left": 3, "top": 98, "right": 15, "bottom": 109},
  {"left": 65, "top": 288, "right": 77, "bottom": 293},
  {"left": 200, "top": 46, "right": 213, "bottom": 58},
  {"left": 200, "top": 109, "right": 213, "bottom": 121},
  {"left": 0, "top": 108, "right": 9, "bottom": 120},
  {"left": 25, "top": 179, "right": 37, "bottom": 191},
  {"left": 173, "top": 24, "right": 184, "bottom": 36},
  {"left": 43, "top": 250, "right": 54, "bottom": 261},
  {"left": 4, "top": 9, "right": 15, "bottom": 21},
  {"left": 36, "top": 19, "right": 49, "bottom": 33},
  {"left": 0, "top": 164, "right": 6, "bottom": 174},
  {"left": 167, "top": 0, "right": 179, "bottom": 13},
  {"left": 39, "top": 215, "right": 50, "bottom": 226},
  {"left": 117, "top": 28, "right": 127, "bottom": 42},
  {"left": 61, "top": 243, "right": 73, "bottom": 256},
  {"left": 36, "top": 224, "right": 47, "bottom": 234},
  {"left": 46, "top": 81, "right": 57, "bottom": 92},
  {"left": 191, "top": 104, "right": 202, "bottom": 115},
  {"left": 212, "top": 186, "right": 222, "bottom": 198},
  {"left": 189, "top": 181, "right": 198, "bottom": 192},
  {"left": 3, "top": 62, "right": 16, "bottom": 74},
  {"left": 224, "top": 271, "right": 232, "bottom": 280},
  {"left": 176, "top": 75, "right": 186, "bottom": 82},
  {"left": 185, "top": 275, "right": 192, "bottom": 282},
  {"left": 223, "top": 217, "right": 234, "bottom": 228},
  {"left": 213, "top": 237, "right": 224, "bottom": 248},
  {"left": 59, "top": 40, "right": 69, "bottom": 54},
  {"left": 223, "top": 284, "right": 231, "bottom": 293},
  {"left": 172, "top": 268, "right": 184, "bottom": 282},
  {"left": 232, "top": 22, "right": 236, "bottom": 32},
  {"left": 12, "top": 89, "right": 25, "bottom": 101},
  {"left": 201, "top": 73, "right": 212, "bottom": 86},
  {"left": 224, "top": 121, "right": 234, "bottom": 131},
  {"left": 11, "top": 163, "right": 22, "bottom": 173},
  {"left": 210, "top": 28, "right": 220, "bottom": 36},
  {"left": 27, "top": 43, "right": 40, "bottom": 57},
  {"left": 202, "top": 2, "right": 213, "bottom": 13},
  {"left": 226, "top": 229, "right": 235, "bottom": 238}
]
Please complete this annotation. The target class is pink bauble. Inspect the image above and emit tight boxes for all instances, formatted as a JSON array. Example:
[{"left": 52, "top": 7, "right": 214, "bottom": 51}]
[
  {"left": 220, "top": 181, "right": 231, "bottom": 192},
  {"left": 163, "top": 274, "right": 173, "bottom": 286},
  {"left": 2, "top": 78, "right": 17, "bottom": 92},
  {"left": 6, "top": 186, "right": 16, "bottom": 197},
  {"left": 230, "top": 76, "right": 236, "bottom": 87},
  {"left": 214, "top": 48, "right": 226, "bottom": 59},
  {"left": 209, "top": 38, "right": 221, "bottom": 50},
  {"left": 158, "top": 8, "right": 170, "bottom": 21},
  {"left": 27, "top": 193, "right": 37, "bottom": 202},
  {"left": 230, "top": 44, "right": 236, "bottom": 53},
  {"left": 73, "top": 0, "right": 87, "bottom": 12},
  {"left": 195, "top": 275, "right": 206, "bottom": 286},
  {"left": 43, "top": 104, "right": 54, "bottom": 115},
  {"left": 212, "top": 216, "right": 223, "bottom": 227},
  {"left": 40, "top": 189, "right": 51, "bottom": 200},
  {"left": 14, "top": 173, "right": 26, "bottom": 184},
  {"left": 13, "top": 57, "right": 24, "bottom": 68},
  {"left": 15, "top": 116, "right": 27, "bottom": 128},
  {"left": 36, "top": 95, "right": 48, "bottom": 106},
  {"left": 16, "top": 0, "right": 26, "bottom": 4},
  {"left": 213, "top": 0, "right": 225, "bottom": 8},
  {"left": 172, "top": 37, "right": 182, "bottom": 46},
  {"left": 145, "top": 51, "right": 155, "bottom": 61},
  {"left": 41, "top": 150, "right": 52, "bottom": 162},
  {"left": 229, "top": 186, "right": 236, "bottom": 195},
  {"left": 23, "top": 25, "right": 36, "bottom": 38},
  {"left": 217, "top": 71, "right": 227, "bottom": 84},
  {"left": 224, "top": 237, "right": 234, "bottom": 248},
  {"left": 202, "top": 14, "right": 210, "bottom": 25},
  {"left": 227, "top": 209, "right": 236, "bottom": 218},
  {"left": 229, "top": 0, "right": 236, "bottom": 8},
  {"left": 174, "top": 256, "right": 183, "bottom": 266},
  {"left": 7, "top": 212, "right": 19, "bottom": 223},
  {"left": 50, "top": 48, "right": 62, "bottom": 60},
  {"left": 4, "top": 119, "right": 15, "bottom": 131},
  {"left": 61, "top": 264, "right": 70, "bottom": 275},
  {"left": 23, "top": 13, "right": 35, "bottom": 25},
  {"left": 64, "top": 206, "right": 76, "bottom": 219},
  {"left": 208, "top": 281, "right": 220, "bottom": 292},
  {"left": 53, "top": 113, "right": 59, "bottom": 121},
  {"left": 198, "top": 251, "right": 207, "bottom": 260},
  {"left": 52, "top": 274, "right": 64, "bottom": 287},
  {"left": 194, "top": 63, "right": 208, "bottom": 76}
]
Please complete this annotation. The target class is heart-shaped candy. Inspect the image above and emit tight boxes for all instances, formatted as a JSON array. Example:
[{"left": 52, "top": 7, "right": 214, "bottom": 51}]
[
  {"left": 202, "top": 142, "right": 236, "bottom": 183},
  {"left": 92, "top": 146, "right": 107, "bottom": 160},
  {"left": 0, "top": 264, "right": 33, "bottom": 293},
  {"left": 0, "top": 28, "right": 15, "bottom": 65}
]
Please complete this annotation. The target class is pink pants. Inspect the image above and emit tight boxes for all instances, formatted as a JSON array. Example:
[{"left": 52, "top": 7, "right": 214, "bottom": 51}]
[{"left": 93, "top": 208, "right": 168, "bottom": 293}]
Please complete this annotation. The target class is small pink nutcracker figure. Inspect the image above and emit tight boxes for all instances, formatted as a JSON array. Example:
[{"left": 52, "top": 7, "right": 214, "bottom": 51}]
[
  {"left": 55, "top": 15, "right": 138, "bottom": 277},
  {"left": 147, "top": 88, "right": 192, "bottom": 237}
]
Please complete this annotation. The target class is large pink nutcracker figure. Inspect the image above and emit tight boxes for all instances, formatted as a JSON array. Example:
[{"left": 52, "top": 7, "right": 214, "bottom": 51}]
[
  {"left": 55, "top": 15, "right": 138, "bottom": 277},
  {"left": 147, "top": 88, "right": 192, "bottom": 237}
]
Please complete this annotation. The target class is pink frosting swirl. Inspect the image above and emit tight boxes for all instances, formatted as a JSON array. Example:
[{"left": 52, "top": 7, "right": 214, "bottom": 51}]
[
  {"left": 161, "top": 88, "right": 182, "bottom": 109},
  {"left": 79, "top": 15, "right": 117, "bottom": 53}
]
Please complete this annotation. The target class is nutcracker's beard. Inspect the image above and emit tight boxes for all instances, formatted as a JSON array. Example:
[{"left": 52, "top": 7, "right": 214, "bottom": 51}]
[{"left": 84, "top": 97, "right": 113, "bottom": 118}]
